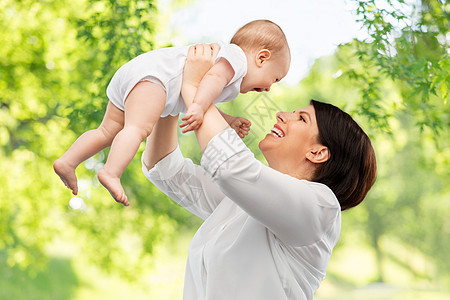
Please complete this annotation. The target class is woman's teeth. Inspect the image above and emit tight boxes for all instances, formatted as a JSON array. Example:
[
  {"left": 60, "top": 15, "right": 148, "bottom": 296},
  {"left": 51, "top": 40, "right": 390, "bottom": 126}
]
[{"left": 270, "top": 127, "right": 285, "bottom": 138}]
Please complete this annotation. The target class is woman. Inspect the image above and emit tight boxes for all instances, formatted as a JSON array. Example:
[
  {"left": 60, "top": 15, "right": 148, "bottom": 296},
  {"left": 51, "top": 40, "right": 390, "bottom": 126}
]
[{"left": 142, "top": 44, "right": 377, "bottom": 299}]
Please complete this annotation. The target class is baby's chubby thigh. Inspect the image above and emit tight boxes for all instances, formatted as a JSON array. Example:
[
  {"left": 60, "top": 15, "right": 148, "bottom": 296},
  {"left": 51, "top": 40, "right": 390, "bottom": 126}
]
[{"left": 123, "top": 81, "right": 167, "bottom": 139}]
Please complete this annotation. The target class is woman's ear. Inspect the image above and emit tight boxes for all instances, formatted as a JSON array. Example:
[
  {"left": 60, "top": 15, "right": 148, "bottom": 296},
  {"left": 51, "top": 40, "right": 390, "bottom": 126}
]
[
  {"left": 306, "top": 145, "right": 330, "bottom": 164},
  {"left": 255, "top": 49, "right": 272, "bottom": 67}
]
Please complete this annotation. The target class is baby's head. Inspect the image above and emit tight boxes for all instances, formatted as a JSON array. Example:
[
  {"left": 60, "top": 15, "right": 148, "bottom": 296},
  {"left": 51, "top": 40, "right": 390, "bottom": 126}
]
[{"left": 231, "top": 20, "right": 291, "bottom": 93}]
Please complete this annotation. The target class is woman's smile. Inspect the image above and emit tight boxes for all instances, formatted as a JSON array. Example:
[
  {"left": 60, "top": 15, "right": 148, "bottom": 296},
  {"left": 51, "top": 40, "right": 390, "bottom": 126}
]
[{"left": 270, "top": 124, "right": 285, "bottom": 138}]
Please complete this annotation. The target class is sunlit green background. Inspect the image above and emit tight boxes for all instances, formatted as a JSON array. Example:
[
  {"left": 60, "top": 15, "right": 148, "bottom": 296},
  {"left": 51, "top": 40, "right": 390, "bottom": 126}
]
[{"left": 1, "top": 0, "right": 448, "bottom": 299}]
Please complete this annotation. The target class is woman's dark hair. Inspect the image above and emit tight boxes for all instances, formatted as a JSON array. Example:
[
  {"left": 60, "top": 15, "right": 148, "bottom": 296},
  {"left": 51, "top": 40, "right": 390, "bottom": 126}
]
[{"left": 311, "top": 100, "right": 377, "bottom": 211}]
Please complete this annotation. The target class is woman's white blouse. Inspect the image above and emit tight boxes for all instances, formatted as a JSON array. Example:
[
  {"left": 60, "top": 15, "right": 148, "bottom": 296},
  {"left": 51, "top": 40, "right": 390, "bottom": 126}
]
[{"left": 142, "top": 128, "right": 341, "bottom": 300}]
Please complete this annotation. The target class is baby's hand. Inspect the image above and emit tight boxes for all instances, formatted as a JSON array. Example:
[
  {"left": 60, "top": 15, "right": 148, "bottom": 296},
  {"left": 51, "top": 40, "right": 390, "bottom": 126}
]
[
  {"left": 180, "top": 103, "right": 205, "bottom": 133},
  {"left": 229, "top": 117, "right": 252, "bottom": 138}
]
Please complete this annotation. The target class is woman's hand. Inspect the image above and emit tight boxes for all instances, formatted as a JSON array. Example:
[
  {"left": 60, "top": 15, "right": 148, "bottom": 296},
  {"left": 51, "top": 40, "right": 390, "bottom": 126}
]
[{"left": 181, "top": 43, "right": 220, "bottom": 100}]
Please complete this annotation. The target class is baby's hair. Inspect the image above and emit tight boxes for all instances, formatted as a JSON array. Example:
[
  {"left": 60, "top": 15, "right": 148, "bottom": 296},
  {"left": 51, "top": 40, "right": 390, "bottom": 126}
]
[{"left": 230, "top": 20, "right": 289, "bottom": 55}]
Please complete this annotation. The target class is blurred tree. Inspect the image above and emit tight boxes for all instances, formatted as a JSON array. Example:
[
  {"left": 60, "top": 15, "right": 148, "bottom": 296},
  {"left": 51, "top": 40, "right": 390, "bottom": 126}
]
[
  {"left": 344, "top": 0, "right": 449, "bottom": 283},
  {"left": 0, "top": 0, "right": 197, "bottom": 279},
  {"left": 347, "top": 0, "right": 448, "bottom": 133}
]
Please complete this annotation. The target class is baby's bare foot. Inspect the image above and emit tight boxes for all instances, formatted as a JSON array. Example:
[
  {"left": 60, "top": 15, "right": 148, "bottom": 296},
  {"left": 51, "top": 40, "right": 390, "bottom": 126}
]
[
  {"left": 97, "top": 169, "right": 129, "bottom": 206},
  {"left": 53, "top": 158, "right": 78, "bottom": 195}
]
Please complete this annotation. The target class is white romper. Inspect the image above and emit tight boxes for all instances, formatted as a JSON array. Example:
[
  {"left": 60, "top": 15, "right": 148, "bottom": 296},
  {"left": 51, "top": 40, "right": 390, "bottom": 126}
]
[{"left": 106, "top": 41, "right": 247, "bottom": 117}]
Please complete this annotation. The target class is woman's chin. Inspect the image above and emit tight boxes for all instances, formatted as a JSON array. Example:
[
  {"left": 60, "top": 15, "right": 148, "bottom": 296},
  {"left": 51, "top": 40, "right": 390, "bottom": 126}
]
[{"left": 258, "top": 134, "right": 273, "bottom": 151}]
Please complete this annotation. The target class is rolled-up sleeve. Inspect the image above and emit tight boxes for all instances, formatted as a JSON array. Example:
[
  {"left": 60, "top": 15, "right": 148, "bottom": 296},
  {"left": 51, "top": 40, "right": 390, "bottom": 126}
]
[
  {"left": 142, "top": 146, "right": 226, "bottom": 220},
  {"left": 201, "top": 129, "right": 340, "bottom": 247}
]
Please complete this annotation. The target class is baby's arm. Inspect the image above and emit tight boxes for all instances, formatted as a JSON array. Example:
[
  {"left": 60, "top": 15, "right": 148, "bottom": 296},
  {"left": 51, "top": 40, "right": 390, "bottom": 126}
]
[
  {"left": 218, "top": 109, "right": 252, "bottom": 138},
  {"left": 217, "top": 109, "right": 234, "bottom": 124},
  {"left": 180, "top": 57, "right": 235, "bottom": 133}
]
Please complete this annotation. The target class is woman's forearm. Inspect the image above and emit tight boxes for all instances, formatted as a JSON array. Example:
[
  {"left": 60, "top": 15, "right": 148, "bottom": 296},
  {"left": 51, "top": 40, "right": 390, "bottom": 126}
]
[
  {"left": 180, "top": 44, "right": 231, "bottom": 152},
  {"left": 182, "top": 83, "right": 229, "bottom": 153},
  {"left": 195, "top": 105, "right": 230, "bottom": 152},
  {"left": 143, "top": 115, "right": 179, "bottom": 170}
]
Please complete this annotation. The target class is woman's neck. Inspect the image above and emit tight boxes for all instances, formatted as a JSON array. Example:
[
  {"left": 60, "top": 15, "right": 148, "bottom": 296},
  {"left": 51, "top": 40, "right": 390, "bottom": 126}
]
[{"left": 267, "top": 159, "right": 315, "bottom": 181}]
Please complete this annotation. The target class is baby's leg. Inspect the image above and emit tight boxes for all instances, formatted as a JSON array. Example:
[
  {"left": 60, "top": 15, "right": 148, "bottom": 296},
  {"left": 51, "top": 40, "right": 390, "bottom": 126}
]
[
  {"left": 53, "top": 102, "right": 124, "bottom": 195},
  {"left": 97, "top": 82, "right": 166, "bottom": 206}
]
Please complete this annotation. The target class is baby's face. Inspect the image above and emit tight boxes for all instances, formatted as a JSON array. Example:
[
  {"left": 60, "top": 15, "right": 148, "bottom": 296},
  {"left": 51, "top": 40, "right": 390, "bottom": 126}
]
[{"left": 240, "top": 47, "right": 290, "bottom": 94}]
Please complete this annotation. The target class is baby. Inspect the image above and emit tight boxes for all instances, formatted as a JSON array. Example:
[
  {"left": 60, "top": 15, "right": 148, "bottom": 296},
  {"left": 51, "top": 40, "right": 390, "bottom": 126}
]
[{"left": 53, "top": 19, "right": 290, "bottom": 206}]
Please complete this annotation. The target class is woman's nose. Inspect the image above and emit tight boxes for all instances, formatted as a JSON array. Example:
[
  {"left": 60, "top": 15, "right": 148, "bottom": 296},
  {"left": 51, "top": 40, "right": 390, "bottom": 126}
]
[{"left": 276, "top": 112, "right": 285, "bottom": 122}]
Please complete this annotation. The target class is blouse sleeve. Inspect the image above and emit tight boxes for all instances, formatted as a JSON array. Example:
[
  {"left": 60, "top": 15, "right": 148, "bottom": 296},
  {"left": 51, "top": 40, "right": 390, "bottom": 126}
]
[
  {"left": 142, "top": 146, "right": 226, "bottom": 220},
  {"left": 200, "top": 128, "right": 341, "bottom": 247}
]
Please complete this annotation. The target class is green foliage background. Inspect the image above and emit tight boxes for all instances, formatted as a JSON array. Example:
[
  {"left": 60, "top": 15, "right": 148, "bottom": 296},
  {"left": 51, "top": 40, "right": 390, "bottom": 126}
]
[{"left": 0, "top": 0, "right": 448, "bottom": 298}]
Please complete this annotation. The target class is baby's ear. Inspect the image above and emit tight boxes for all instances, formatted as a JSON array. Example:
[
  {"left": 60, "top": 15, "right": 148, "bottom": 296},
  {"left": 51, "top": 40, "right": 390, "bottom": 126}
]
[{"left": 256, "top": 49, "right": 272, "bottom": 67}]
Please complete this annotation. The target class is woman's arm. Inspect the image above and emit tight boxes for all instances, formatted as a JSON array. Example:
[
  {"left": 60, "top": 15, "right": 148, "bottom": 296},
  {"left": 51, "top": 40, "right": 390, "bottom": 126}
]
[
  {"left": 180, "top": 43, "right": 234, "bottom": 132},
  {"left": 180, "top": 44, "right": 251, "bottom": 138},
  {"left": 200, "top": 131, "right": 340, "bottom": 246},
  {"left": 180, "top": 45, "right": 231, "bottom": 152},
  {"left": 143, "top": 115, "right": 179, "bottom": 171},
  {"left": 182, "top": 45, "right": 340, "bottom": 246},
  {"left": 142, "top": 114, "right": 226, "bottom": 220}
]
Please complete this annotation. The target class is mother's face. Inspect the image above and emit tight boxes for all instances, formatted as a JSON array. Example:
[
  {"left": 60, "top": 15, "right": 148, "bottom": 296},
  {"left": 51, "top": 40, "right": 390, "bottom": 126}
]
[{"left": 259, "top": 105, "right": 327, "bottom": 170}]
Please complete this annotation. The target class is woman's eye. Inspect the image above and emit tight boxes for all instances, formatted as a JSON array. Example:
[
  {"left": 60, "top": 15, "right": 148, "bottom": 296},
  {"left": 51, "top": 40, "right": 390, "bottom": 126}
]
[{"left": 292, "top": 111, "right": 306, "bottom": 122}]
